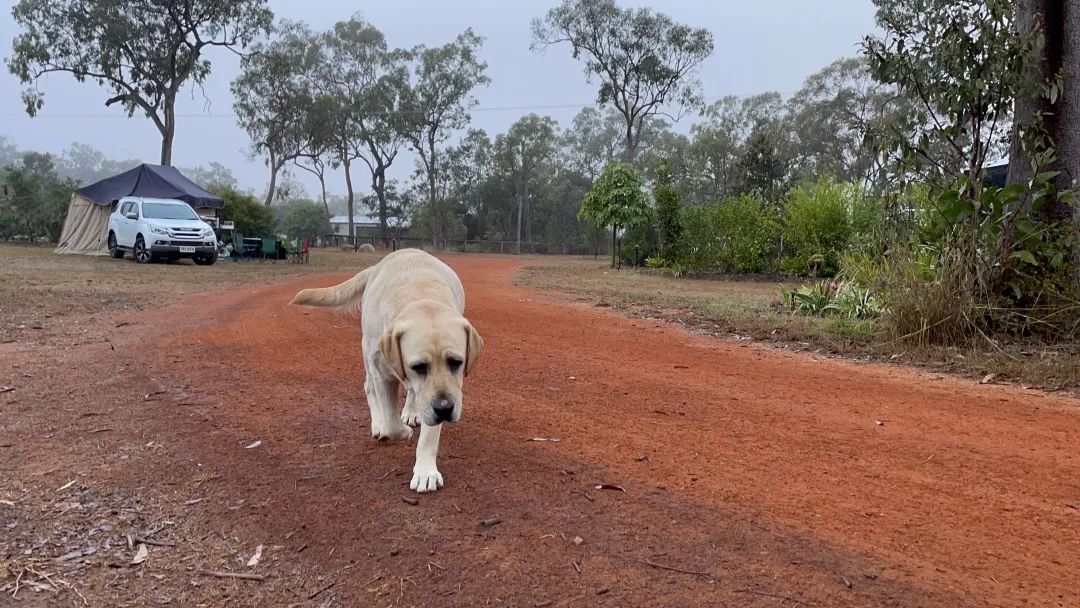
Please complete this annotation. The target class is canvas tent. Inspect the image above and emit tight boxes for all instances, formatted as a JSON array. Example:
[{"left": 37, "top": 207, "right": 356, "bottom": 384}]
[{"left": 55, "top": 164, "right": 225, "bottom": 256}]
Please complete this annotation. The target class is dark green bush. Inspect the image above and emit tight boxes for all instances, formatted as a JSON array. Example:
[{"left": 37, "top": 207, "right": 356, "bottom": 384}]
[
  {"left": 678, "top": 194, "right": 779, "bottom": 273},
  {"left": 780, "top": 177, "right": 859, "bottom": 276}
]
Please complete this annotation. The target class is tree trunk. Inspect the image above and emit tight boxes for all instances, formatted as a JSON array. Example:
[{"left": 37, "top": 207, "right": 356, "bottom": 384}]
[
  {"left": 427, "top": 140, "right": 440, "bottom": 248},
  {"left": 374, "top": 169, "right": 390, "bottom": 246},
  {"left": 160, "top": 103, "right": 176, "bottom": 166},
  {"left": 264, "top": 150, "right": 279, "bottom": 208},
  {"left": 344, "top": 158, "right": 356, "bottom": 242},
  {"left": 611, "top": 225, "right": 617, "bottom": 268},
  {"left": 319, "top": 172, "right": 328, "bottom": 216},
  {"left": 1008, "top": 0, "right": 1078, "bottom": 221},
  {"left": 515, "top": 187, "right": 523, "bottom": 254},
  {"left": 625, "top": 121, "right": 636, "bottom": 163}
]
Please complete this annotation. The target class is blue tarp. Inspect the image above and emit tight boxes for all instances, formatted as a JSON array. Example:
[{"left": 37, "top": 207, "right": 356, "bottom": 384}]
[{"left": 76, "top": 164, "right": 224, "bottom": 209}]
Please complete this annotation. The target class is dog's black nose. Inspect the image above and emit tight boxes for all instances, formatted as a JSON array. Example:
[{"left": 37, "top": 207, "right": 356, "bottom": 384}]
[{"left": 433, "top": 398, "right": 454, "bottom": 423}]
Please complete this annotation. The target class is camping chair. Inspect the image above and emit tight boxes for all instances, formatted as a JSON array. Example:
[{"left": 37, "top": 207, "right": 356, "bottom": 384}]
[
  {"left": 260, "top": 234, "right": 278, "bottom": 263},
  {"left": 230, "top": 233, "right": 245, "bottom": 261},
  {"left": 287, "top": 236, "right": 310, "bottom": 264}
]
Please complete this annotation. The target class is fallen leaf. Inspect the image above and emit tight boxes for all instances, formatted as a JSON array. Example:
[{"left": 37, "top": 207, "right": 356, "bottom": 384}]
[
  {"left": 131, "top": 543, "right": 148, "bottom": 565},
  {"left": 183, "top": 498, "right": 204, "bottom": 506},
  {"left": 875, "top": 420, "right": 885, "bottom": 427},
  {"left": 246, "top": 544, "right": 264, "bottom": 568},
  {"left": 245, "top": 440, "right": 262, "bottom": 449},
  {"left": 1067, "top": 503, "right": 1079, "bottom": 510},
  {"left": 594, "top": 484, "right": 626, "bottom": 492},
  {"left": 981, "top": 373, "right": 998, "bottom": 384},
  {"left": 0, "top": 499, "right": 15, "bottom": 506},
  {"left": 634, "top": 454, "right": 649, "bottom": 462},
  {"left": 57, "top": 480, "right": 75, "bottom": 491},
  {"left": 0, "top": 386, "right": 14, "bottom": 394},
  {"left": 571, "top": 536, "right": 584, "bottom": 546}
]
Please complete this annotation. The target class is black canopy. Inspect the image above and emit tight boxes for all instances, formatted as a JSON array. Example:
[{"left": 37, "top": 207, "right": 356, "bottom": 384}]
[{"left": 76, "top": 164, "right": 224, "bottom": 209}]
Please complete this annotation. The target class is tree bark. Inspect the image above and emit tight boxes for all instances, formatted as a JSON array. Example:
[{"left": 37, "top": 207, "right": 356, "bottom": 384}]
[
  {"left": 319, "top": 173, "right": 328, "bottom": 216},
  {"left": 1007, "top": 0, "right": 1078, "bottom": 220},
  {"left": 160, "top": 104, "right": 175, "bottom": 166},
  {"left": 374, "top": 169, "right": 389, "bottom": 246},
  {"left": 264, "top": 149, "right": 279, "bottom": 207},
  {"left": 344, "top": 158, "right": 356, "bottom": 242},
  {"left": 427, "top": 139, "right": 441, "bottom": 248}
]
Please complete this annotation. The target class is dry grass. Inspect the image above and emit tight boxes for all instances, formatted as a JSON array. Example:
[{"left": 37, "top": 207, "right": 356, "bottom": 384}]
[
  {"left": 0, "top": 244, "right": 372, "bottom": 341},
  {"left": 517, "top": 257, "right": 874, "bottom": 346},
  {"left": 518, "top": 257, "right": 1080, "bottom": 394}
]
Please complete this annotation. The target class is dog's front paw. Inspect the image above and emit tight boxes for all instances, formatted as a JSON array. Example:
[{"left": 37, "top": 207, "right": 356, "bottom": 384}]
[
  {"left": 401, "top": 408, "right": 422, "bottom": 428},
  {"left": 410, "top": 466, "right": 444, "bottom": 493},
  {"left": 373, "top": 422, "right": 413, "bottom": 442}
]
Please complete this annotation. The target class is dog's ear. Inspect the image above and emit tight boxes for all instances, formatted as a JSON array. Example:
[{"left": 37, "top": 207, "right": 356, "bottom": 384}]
[
  {"left": 464, "top": 321, "right": 484, "bottom": 377},
  {"left": 379, "top": 326, "right": 406, "bottom": 382}
]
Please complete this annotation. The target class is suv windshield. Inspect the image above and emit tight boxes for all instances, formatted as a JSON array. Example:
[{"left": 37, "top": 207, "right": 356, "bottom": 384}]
[{"left": 142, "top": 202, "right": 199, "bottom": 220}]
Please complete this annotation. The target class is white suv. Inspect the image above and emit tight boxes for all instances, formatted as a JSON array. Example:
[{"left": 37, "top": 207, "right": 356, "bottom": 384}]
[{"left": 107, "top": 197, "right": 218, "bottom": 265}]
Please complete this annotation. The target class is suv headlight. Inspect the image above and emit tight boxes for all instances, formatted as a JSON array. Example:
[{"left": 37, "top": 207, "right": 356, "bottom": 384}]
[{"left": 150, "top": 226, "right": 168, "bottom": 235}]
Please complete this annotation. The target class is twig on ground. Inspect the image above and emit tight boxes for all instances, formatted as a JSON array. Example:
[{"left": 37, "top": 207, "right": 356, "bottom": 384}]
[
  {"left": 196, "top": 570, "right": 265, "bottom": 581},
  {"left": 637, "top": 558, "right": 712, "bottom": 578},
  {"left": 920, "top": 452, "right": 936, "bottom": 464},
  {"left": 134, "top": 538, "right": 175, "bottom": 547},
  {"left": 308, "top": 581, "right": 336, "bottom": 599},
  {"left": 379, "top": 468, "right": 398, "bottom": 480}
]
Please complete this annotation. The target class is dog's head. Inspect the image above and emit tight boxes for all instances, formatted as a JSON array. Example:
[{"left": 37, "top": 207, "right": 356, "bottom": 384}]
[{"left": 379, "top": 304, "right": 484, "bottom": 426}]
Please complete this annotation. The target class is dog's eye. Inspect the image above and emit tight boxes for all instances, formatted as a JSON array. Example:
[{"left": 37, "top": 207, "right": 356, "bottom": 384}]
[
  {"left": 410, "top": 363, "right": 429, "bottom": 376},
  {"left": 447, "top": 357, "right": 463, "bottom": 372}
]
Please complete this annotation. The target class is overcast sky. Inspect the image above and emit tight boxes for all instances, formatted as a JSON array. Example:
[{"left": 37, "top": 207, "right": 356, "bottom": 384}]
[{"left": 0, "top": 0, "right": 879, "bottom": 199}]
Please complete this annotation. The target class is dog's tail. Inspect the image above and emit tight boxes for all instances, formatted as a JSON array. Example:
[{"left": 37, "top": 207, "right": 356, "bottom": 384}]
[{"left": 289, "top": 267, "right": 374, "bottom": 314}]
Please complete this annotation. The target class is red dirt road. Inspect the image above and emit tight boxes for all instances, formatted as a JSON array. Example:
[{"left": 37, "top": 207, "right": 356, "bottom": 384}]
[{"left": 3, "top": 254, "right": 1079, "bottom": 607}]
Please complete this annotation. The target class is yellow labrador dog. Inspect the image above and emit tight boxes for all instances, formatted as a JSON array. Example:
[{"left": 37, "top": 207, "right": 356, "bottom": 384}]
[{"left": 290, "top": 249, "right": 483, "bottom": 492}]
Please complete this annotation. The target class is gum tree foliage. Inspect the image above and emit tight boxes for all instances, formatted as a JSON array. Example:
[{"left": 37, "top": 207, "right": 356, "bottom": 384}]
[
  {"left": 561, "top": 106, "right": 623, "bottom": 180},
  {"left": 579, "top": 161, "right": 650, "bottom": 267},
  {"left": 532, "top": 0, "right": 714, "bottom": 162},
  {"left": 319, "top": 17, "right": 388, "bottom": 240},
  {"left": 355, "top": 48, "right": 413, "bottom": 244},
  {"left": 398, "top": 29, "right": 490, "bottom": 248},
  {"left": 863, "top": 0, "right": 1031, "bottom": 196},
  {"left": 232, "top": 20, "right": 320, "bottom": 206},
  {"left": 9, "top": 0, "right": 273, "bottom": 165},
  {"left": 786, "top": 57, "right": 907, "bottom": 188},
  {"left": 494, "top": 114, "right": 560, "bottom": 250}
]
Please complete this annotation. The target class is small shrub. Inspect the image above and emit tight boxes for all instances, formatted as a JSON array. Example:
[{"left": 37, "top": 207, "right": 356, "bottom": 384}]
[
  {"left": 786, "top": 281, "right": 837, "bottom": 315},
  {"left": 644, "top": 255, "right": 665, "bottom": 268},
  {"left": 654, "top": 163, "right": 684, "bottom": 263},
  {"left": 785, "top": 279, "right": 882, "bottom": 319},
  {"left": 781, "top": 177, "right": 864, "bottom": 276},
  {"left": 679, "top": 194, "right": 780, "bottom": 273}
]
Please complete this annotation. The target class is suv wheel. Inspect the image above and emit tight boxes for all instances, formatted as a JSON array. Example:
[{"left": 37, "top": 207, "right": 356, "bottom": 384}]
[
  {"left": 193, "top": 251, "right": 218, "bottom": 266},
  {"left": 133, "top": 235, "right": 153, "bottom": 264},
  {"left": 108, "top": 232, "right": 124, "bottom": 259}
]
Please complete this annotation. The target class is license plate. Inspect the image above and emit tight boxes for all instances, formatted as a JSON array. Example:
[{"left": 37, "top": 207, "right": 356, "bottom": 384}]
[{"left": 179, "top": 246, "right": 196, "bottom": 253}]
